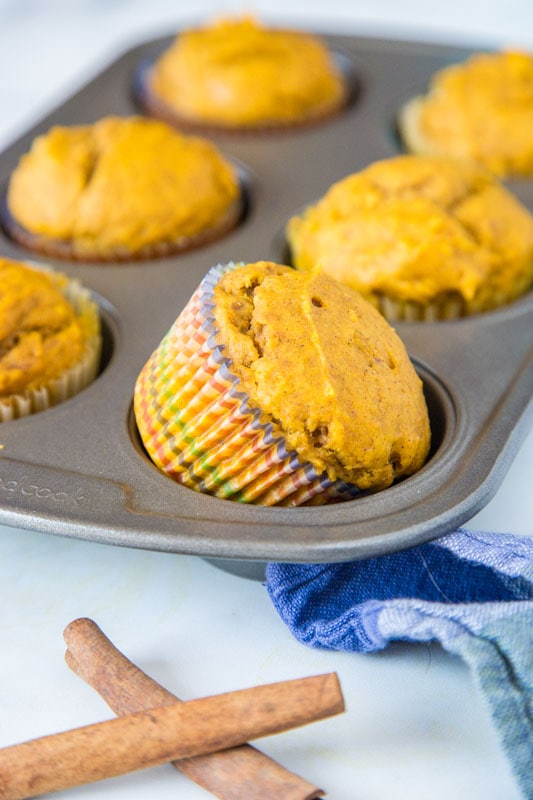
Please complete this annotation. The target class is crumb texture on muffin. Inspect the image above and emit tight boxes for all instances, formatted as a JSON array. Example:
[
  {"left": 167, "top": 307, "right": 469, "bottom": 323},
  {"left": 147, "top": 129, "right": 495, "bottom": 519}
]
[
  {"left": 287, "top": 155, "right": 533, "bottom": 317},
  {"left": 213, "top": 262, "right": 430, "bottom": 491},
  {"left": 148, "top": 16, "right": 347, "bottom": 128},
  {"left": 6, "top": 116, "right": 240, "bottom": 260},
  {"left": 399, "top": 51, "right": 533, "bottom": 178}
]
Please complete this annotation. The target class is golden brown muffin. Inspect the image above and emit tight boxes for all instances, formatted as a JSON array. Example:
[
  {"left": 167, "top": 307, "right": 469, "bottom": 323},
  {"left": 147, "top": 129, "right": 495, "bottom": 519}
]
[
  {"left": 134, "top": 261, "right": 431, "bottom": 505},
  {"left": 0, "top": 258, "right": 101, "bottom": 421},
  {"left": 287, "top": 155, "right": 533, "bottom": 321},
  {"left": 398, "top": 50, "right": 533, "bottom": 178},
  {"left": 5, "top": 116, "right": 241, "bottom": 261},
  {"left": 143, "top": 16, "right": 347, "bottom": 131}
]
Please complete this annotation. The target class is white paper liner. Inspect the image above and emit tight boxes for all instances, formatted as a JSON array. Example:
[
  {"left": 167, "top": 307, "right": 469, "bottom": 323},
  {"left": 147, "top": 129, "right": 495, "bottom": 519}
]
[{"left": 0, "top": 262, "right": 102, "bottom": 422}]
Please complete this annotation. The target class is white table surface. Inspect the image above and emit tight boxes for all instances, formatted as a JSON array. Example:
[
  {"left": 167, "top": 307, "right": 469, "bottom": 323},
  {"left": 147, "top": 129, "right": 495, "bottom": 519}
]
[{"left": 0, "top": 2, "right": 532, "bottom": 798}]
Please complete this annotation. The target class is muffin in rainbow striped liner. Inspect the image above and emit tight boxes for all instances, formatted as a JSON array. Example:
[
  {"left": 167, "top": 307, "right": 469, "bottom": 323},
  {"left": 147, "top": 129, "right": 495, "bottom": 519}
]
[
  {"left": 0, "top": 258, "right": 101, "bottom": 422},
  {"left": 287, "top": 155, "right": 533, "bottom": 322},
  {"left": 134, "top": 261, "right": 431, "bottom": 507}
]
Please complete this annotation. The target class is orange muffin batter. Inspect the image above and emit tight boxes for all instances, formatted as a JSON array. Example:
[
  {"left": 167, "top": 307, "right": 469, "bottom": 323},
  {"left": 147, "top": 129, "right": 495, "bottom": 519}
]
[
  {"left": 6, "top": 116, "right": 241, "bottom": 260},
  {"left": 212, "top": 262, "right": 430, "bottom": 491},
  {"left": 148, "top": 16, "right": 347, "bottom": 129},
  {"left": 287, "top": 155, "right": 533, "bottom": 320},
  {"left": 399, "top": 51, "right": 533, "bottom": 178}
]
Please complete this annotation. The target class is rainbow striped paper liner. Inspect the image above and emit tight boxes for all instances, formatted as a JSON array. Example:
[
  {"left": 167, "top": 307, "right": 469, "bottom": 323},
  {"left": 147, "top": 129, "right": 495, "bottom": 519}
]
[{"left": 134, "top": 262, "right": 361, "bottom": 506}]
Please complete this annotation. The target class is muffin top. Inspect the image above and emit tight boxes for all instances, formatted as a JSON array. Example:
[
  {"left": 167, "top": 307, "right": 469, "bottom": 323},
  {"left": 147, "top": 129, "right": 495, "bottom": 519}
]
[
  {"left": 6, "top": 116, "right": 240, "bottom": 259},
  {"left": 399, "top": 50, "right": 533, "bottom": 177},
  {"left": 149, "top": 16, "right": 347, "bottom": 128},
  {"left": 0, "top": 259, "right": 88, "bottom": 398},
  {"left": 213, "top": 261, "right": 430, "bottom": 491},
  {"left": 287, "top": 155, "right": 533, "bottom": 308}
]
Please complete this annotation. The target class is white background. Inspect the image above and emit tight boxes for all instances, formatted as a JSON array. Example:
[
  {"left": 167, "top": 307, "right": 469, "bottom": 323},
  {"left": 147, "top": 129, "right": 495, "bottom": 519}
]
[{"left": 0, "top": 2, "right": 532, "bottom": 799}]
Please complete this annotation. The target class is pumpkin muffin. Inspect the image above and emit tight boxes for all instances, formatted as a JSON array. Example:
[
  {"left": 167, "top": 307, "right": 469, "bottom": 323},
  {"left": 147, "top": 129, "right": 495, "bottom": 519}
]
[
  {"left": 398, "top": 50, "right": 533, "bottom": 178},
  {"left": 0, "top": 258, "right": 101, "bottom": 421},
  {"left": 140, "top": 16, "right": 348, "bottom": 131},
  {"left": 4, "top": 116, "right": 242, "bottom": 261},
  {"left": 287, "top": 155, "right": 533, "bottom": 321},
  {"left": 134, "top": 261, "right": 430, "bottom": 506}
]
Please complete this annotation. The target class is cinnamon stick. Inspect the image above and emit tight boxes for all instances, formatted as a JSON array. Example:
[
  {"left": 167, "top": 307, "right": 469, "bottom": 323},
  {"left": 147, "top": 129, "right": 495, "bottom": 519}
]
[
  {"left": 64, "top": 617, "right": 324, "bottom": 799},
  {"left": 0, "top": 670, "right": 344, "bottom": 800}
]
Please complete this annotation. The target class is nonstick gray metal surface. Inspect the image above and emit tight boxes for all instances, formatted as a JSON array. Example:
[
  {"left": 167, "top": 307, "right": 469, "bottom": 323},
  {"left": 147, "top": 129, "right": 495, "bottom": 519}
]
[{"left": 0, "top": 31, "right": 531, "bottom": 572}]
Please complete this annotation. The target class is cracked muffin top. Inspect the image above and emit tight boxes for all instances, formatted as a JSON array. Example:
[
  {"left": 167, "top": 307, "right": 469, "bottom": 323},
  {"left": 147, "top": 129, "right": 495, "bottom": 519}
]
[
  {"left": 287, "top": 155, "right": 533, "bottom": 318},
  {"left": 147, "top": 16, "right": 347, "bottom": 129},
  {"left": 212, "top": 261, "right": 430, "bottom": 491},
  {"left": 5, "top": 116, "right": 241, "bottom": 260},
  {"left": 398, "top": 50, "right": 533, "bottom": 178},
  {"left": 0, "top": 258, "right": 93, "bottom": 398}
]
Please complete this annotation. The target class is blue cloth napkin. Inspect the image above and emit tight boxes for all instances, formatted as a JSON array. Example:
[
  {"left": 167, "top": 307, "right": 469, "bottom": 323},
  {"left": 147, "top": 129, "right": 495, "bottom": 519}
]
[{"left": 266, "top": 529, "right": 533, "bottom": 799}]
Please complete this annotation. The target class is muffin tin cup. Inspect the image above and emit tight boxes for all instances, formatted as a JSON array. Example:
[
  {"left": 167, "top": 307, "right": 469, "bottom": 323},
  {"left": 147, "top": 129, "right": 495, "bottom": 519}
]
[{"left": 0, "top": 31, "right": 531, "bottom": 574}]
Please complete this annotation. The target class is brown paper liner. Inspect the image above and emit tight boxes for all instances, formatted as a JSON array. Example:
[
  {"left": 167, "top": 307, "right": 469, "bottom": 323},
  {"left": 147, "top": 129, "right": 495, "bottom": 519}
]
[
  {"left": 1, "top": 193, "right": 243, "bottom": 263},
  {"left": 134, "top": 54, "right": 351, "bottom": 136}
]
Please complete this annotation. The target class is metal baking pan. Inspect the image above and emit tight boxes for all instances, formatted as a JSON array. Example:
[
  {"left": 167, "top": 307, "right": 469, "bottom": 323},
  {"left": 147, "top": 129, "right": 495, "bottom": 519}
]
[{"left": 0, "top": 31, "right": 531, "bottom": 578}]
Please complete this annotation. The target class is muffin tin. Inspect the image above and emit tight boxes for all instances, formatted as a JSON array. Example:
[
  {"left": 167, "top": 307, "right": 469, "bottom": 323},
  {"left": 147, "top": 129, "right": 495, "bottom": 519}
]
[{"left": 0, "top": 30, "right": 531, "bottom": 578}]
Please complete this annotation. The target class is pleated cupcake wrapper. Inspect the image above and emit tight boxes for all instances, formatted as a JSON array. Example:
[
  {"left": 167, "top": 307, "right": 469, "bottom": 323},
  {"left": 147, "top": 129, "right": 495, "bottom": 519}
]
[
  {"left": 0, "top": 264, "right": 101, "bottom": 422},
  {"left": 374, "top": 279, "right": 531, "bottom": 322},
  {"left": 135, "top": 262, "right": 361, "bottom": 506},
  {"left": 375, "top": 292, "right": 466, "bottom": 322},
  {"left": 1, "top": 189, "right": 242, "bottom": 263}
]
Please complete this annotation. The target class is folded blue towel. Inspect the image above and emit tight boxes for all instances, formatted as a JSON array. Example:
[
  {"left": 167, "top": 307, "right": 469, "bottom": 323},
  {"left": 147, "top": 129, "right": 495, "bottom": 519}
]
[{"left": 266, "top": 529, "right": 533, "bottom": 799}]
